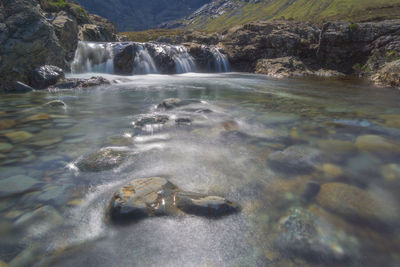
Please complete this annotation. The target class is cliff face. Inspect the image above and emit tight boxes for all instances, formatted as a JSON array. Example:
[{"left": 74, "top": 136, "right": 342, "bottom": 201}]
[{"left": 0, "top": 0, "right": 118, "bottom": 91}]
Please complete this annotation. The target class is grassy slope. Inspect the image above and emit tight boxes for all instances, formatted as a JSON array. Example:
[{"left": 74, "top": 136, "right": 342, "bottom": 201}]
[{"left": 190, "top": 0, "right": 400, "bottom": 32}]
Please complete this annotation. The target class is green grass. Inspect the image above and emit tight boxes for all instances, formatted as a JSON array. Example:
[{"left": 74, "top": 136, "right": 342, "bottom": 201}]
[
  {"left": 120, "top": 29, "right": 185, "bottom": 42},
  {"left": 184, "top": 0, "right": 400, "bottom": 32}
]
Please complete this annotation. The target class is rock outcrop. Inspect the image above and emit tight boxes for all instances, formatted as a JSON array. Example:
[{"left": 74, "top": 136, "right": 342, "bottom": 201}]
[
  {"left": 0, "top": 0, "right": 118, "bottom": 91},
  {"left": 107, "top": 177, "right": 239, "bottom": 223}
]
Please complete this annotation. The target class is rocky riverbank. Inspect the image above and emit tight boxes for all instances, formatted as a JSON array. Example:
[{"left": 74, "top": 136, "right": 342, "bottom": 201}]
[
  {"left": 0, "top": 0, "right": 118, "bottom": 91},
  {"left": 165, "top": 19, "right": 400, "bottom": 88}
]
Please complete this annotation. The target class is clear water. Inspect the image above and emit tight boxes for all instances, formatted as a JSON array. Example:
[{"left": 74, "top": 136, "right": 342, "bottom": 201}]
[{"left": 0, "top": 73, "right": 399, "bottom": 266}]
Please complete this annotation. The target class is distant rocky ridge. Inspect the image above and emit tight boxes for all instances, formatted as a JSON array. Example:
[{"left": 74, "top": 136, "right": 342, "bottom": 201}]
[
  {"left": 164, "top": 19, "right": 400, "bottom": 88},
  {"left": 0, "top": 0, "right": 118, "bottom": 91}
]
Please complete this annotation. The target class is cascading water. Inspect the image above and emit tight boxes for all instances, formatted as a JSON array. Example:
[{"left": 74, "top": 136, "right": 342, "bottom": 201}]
[
  {"left": 210, "top": 47, "right": 231, "bottom": 73},
  {"left": 133, "top": 44, "right": 158, "bottom": 74},
  {"left": 71, "top": 42, "right": 114, "bottom": 74},
  {"left": 70, "top": 41, "right": 230, "bottom": 75}
]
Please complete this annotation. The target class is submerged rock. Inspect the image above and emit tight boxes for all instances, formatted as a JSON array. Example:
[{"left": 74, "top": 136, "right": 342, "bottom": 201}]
[
  {"left": 76, "top": 147, "right": 129, "bottom": 172},
  {"left": 0, "top": 120, "right": 17, "bottom": 131},
  {"left": 42, "top": 100, "right": 67, "bottom": 108},
  {"left": 268, "top": 145, "right": 321, "bottom": 174},
  {"left": 0, "top": 175, "right": 40, "bottom": 198},
  {"left": 276, "top": 207, "right": 359, "bottom": 263},
  {"left": 134, "top": 115, "right": 169, "bottom": 127},
  {"left": 316, "top": 183, "right": 400, "bottom": 227},
  {"left": 107, "top": 177, "right": 239, "bottom": 223},
  {"left": 355, "top": 134, "right": 400, "bottom": 155},
  {"left": 4, "top": 131, "right": 33, "bottom": 143},
  {"left": 157, "top": 98, "right": 200, "bottom": 110}
]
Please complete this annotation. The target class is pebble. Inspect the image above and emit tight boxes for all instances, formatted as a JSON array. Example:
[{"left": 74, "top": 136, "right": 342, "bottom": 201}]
[
  {"left": 0, "top": 142, "right": 13, "bottom": 153},
  {"left": 4, "top": 131, "right": 33, "bottom": 143},
  {"left": 0, "top": 175, "right": 40, "bottom": 197}
]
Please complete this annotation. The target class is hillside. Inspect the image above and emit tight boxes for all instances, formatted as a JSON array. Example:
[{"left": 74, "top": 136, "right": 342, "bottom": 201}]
[
  {"left": 174, "top": 0, "right": 400, "bottom": 32},
  {"left": 76, "top": 0, "right": 211, "bottom": 31}
]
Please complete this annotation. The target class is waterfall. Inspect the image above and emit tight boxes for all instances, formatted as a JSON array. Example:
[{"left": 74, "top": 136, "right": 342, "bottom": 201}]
[
  {"left": 71, "top": 42, "right": 114, "bottom": 74},
  {"left": 70, "top": 41, "right": 230, "bottom": 75},
  {"left": 133, "top": 44, "right": 158, "bottom": 74},
  {"left": 211, "top": 47, "right": 231, "bottom": 73}
]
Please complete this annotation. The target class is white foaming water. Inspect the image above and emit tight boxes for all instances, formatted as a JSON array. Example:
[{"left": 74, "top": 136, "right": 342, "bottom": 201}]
[
  {"left": 70, "top": 41, "right": 231, "bottom": 75},
  {"left": 71, "top": 42, "right": 114, "bottom": 74},
  {"left": 133, "top": 44, "right": 159, "bottom": 74},
  {"left": 210, "top": 46, "right": 231, "bottom": 72}
]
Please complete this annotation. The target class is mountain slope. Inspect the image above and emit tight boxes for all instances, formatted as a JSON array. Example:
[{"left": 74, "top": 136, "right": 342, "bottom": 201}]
[
  {"left": 76, "top": 0, "right": 211, "bottom": 31},
  {"left": 177, "top": 0, "right": 400, "bottom": 32}
]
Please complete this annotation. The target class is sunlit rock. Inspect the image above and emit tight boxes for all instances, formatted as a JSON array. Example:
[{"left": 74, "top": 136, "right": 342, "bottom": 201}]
[
  {"left": 107, "top": 177, "right": 239, "bottom": 223},
  {"left": 4, "top": 131, "right": 33, "bottom": 143},
  {"left": 355, "top": 135, "right": 400, "bottom": 155},
  {"left": 76, "top": 147, "right": 130, "bottom": 172}
]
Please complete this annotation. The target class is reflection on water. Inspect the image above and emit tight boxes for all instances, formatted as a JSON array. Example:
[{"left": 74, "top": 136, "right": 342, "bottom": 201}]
[{"left": 0, "top": 73, "right": 400, "bottom": 266}]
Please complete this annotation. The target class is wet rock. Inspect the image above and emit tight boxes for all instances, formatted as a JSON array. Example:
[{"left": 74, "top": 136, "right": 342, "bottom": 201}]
[
  {"left": 76, "top": 147, "right": 129, "bottom": 172},
  {"left": 4, "top": 131, "right": 33, "bottom": 143},
  {"left": 30, "top": 137, "right": 62, "bottom": 148},
  {"left": 23, "top": 113, "right": 51, "bottom": 122},
  {"left": 8, "top": 245, "right": 40, "bottom": 267},
  {"left": 176, "top": 191, "right": 239, "bottom": 217},
  {"left": 134, "top": 115, "right": 169, "bottom": 127},
  {"left": 30, "top": 65, "right": 64, "bottom": 89},
  {"left": 320, "top": 163, "right": 343, "bottom": 178},
  {"left": 381, "top": 164, "right": 400, "bottom": 182},
  {"left": 0, "top": 120, "right": 17, "bottom": 131},
  {"left": 8, "top": 82, "right": 34, "bottom": 93},
  {"left": 317, "top": 139, "right": 357, "bottom": 157},
  {"left": 48, "top": 76, "right": 111, "bottom": 90},
  {"left": 175, "top": 118, "right": 192, "bottom": 125},
  {"left": 316, "top": 183, "right": 400, "bottom": 226},
  {"left": 107, "top": 177, "right": 239, "bottom": 223},
  {"left": 14, "top": 205, "right": 62, "bottom": 228},
  {"left": 268, "top": 145, "right": 321, "bottom": 174},
  {"left": 113, "top": 43, "right": 136, "bottom": 75},
  {"left": 0, "top": 143, "right": 13, "bottom": 153},
  {"left": 355, "top": 134, "right": 400, "bottom": 155},
  {"left": 302, "top": 182, "right": 320, "bottom": 202},
  {"left": 42, "top": 100, "right": 67, "bottom": 108},
  {"left": 379, "top": 114, "right": 400, "bottom": 128},
  {"left": 157, "top": 98, "right": 200, "bottom": 110},
  {"left": 276, "top": 207, "right": 359, "bottom": 263},
  {"left": 0, "top": 175, "right": 39, "bottom": 198}
]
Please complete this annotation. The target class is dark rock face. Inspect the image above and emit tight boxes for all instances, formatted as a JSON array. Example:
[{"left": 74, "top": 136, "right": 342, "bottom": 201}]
[
  {"left": 107, "top": 177, "right": 239, "bottom": 223},
  {"left": 51, "top": 11, "right": 79, "bottom": 60},
  {"left": 76, "top": 147, "right": 129, "bottom": 172},
  {"left": 317, "top": 20, "right": 400, "bottom": 74},
  {"left": 30, "top": 65, "right": 65, "bottom": 89},
  {"left": 7, "top": 81, "right": 35, "bottom": 93},
  {"left": 0, "top": 0, "right": 66, "bottom": 91},
  {"left": 113, "top": 43, "right": 136, "bottom": 75},
  {"left": 221, "top": 20, "right": 321, "bottom": 72}
]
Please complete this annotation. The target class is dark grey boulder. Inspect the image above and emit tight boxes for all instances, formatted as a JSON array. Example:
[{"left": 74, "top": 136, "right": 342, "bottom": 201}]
[
  {"left": 31, "top": 65, "right": 65, "bottom": 89},
  {"left": 134, "top": 115, "right": 169, "bottom": 127}
]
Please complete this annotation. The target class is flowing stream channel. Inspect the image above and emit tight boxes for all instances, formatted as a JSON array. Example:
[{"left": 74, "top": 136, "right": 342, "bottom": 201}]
[{"left": 0, "top": 62, "right": 400, "bottom": 265}]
